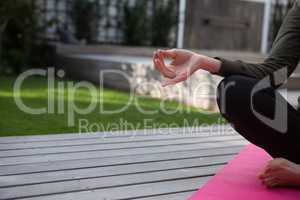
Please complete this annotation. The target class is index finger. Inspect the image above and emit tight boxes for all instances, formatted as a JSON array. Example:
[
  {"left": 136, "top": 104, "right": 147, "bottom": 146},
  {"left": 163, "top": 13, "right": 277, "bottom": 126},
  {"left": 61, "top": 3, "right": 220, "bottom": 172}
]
[
  {"left": 158, "top": 49, "right": 176, "bottom": 59},
  {"left": 153, "top": 51, "right": 176, "bottom": 78}
]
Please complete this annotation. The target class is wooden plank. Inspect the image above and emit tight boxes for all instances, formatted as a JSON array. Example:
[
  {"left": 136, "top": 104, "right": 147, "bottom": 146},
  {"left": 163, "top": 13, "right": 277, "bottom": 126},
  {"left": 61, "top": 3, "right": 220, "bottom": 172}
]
[
  {"left": 0, "top": 126, "right": 234, "bottom": 144},
  {"left": 0, "top": 128, "right": 241, "bottom": 200},
  {"left": 0, "top": 155, "right": 233, "bottom": 187},
  {"left": 0, "top": 136, "right": 244, "bottom": 158},
  {"left": 16, "top": 177, "right": 209, "bottom": 200},
  {"left": 135, "top": 191, "right": 195, "bottom": 200},
  {"left": 0, "top": 133, "right": 241, "bottom": 151},
  {"left": 0, "top": 146, "right": 242, "bottom": 176},
  {"left": 0, "top": 166, "right": 219, "bottom": 200},
  {"left": 0, "top": 141, "right": 248, "bottom": 166}
]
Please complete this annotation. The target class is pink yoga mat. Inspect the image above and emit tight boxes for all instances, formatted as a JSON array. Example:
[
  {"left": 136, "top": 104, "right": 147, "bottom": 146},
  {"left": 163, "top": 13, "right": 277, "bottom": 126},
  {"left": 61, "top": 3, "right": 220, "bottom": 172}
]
[{"left": 189, "top": 144, "right": 300, "bottom": 200}]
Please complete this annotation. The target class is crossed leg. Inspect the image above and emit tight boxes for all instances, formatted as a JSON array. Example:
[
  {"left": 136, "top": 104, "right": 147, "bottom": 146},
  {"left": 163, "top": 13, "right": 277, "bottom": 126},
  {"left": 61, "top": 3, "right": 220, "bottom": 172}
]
[{"left": 216, "top": 75, "right": 300, "bottom": 188}]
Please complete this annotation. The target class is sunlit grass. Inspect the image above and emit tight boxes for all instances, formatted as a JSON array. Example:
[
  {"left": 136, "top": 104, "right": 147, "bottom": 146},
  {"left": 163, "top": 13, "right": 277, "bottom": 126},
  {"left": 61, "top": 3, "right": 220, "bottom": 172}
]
[{"left": 0, "top": 75, "right": 222, "bottom": 136}]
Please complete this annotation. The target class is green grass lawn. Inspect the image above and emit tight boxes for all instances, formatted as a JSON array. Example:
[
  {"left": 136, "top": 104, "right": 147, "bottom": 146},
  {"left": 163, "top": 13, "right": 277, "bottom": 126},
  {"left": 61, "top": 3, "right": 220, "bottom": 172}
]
[{"left": 0, "top": 75, "right": 222, "bottom": 136}]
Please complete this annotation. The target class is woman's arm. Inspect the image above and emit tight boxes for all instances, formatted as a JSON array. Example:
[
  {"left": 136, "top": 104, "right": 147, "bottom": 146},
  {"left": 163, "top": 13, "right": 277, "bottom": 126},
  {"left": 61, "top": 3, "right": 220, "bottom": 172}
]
[{"left": 216, "top": 1, "right": 300, "bottom": 79}]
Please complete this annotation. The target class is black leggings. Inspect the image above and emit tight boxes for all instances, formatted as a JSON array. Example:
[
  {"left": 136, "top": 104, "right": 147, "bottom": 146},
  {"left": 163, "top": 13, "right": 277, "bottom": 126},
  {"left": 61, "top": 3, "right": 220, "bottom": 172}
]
[{"left": 217, "top": 75, "right": 300, "bottom": 164}]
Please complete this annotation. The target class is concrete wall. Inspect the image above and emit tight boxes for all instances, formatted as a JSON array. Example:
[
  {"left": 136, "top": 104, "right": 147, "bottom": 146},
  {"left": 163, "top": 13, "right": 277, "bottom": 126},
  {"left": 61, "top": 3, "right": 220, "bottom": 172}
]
[
  {"left": 56, "top": 53, "right": 222, "bottom": 111},
  {"left": 55, "top": 44, "right": 266, "bottom": 111}
]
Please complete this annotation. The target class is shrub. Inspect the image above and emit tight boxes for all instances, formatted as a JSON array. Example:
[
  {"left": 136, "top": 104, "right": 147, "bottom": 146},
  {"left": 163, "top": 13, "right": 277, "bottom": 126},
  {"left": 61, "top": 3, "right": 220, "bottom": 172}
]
[
  {"left": 151, "top": 1, "right": 178, "bottom": 47},
  {"left": 71, "top": 0, "right": 100, "bottom": 43},
  {"left": 0, "top": 0, "right": 49, "bottom": 74},
  {"left": 122, "top": 0, "right": 150, "bottom": 46}
]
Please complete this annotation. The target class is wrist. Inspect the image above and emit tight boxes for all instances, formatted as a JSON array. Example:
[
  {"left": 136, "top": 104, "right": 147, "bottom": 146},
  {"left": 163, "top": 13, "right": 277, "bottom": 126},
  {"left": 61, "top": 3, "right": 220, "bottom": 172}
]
[{"left": 197, "top": 55, "right": 221, "bottom": 74}]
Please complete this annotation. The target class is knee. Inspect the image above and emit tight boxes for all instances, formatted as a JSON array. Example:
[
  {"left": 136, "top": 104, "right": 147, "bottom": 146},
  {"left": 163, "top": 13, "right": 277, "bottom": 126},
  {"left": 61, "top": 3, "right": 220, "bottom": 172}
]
[{"left": 216, "top": 75, "right": 253, "bottom": 117}]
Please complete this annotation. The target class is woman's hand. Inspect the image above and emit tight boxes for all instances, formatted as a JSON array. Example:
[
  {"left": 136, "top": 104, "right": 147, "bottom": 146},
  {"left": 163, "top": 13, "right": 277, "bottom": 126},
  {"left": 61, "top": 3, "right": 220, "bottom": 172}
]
[{"left": 153, "top": 49, "right": 221, "bottom": 87}]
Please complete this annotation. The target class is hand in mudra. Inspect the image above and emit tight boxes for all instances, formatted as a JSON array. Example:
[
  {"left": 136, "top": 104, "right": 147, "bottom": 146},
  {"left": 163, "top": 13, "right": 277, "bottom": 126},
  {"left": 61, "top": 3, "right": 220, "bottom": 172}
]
[{"left": 153, "top": 49, "right": 202, "bottom": 87}]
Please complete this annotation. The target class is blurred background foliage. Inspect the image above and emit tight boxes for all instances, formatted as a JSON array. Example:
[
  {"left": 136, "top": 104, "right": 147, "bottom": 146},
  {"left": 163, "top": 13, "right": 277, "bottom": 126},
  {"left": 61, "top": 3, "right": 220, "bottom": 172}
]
[
  {"left": 122, "top": 0, "right": 177, "bottom": 46},
  {"left": 151, "top": 1, "right": 177, "bottom": 47},
  {"left": 0, "top": 0, "right": 55, "bottom": 75},
  {"left": 0, "top": 0, "right": 178, "bottom": 75},
  {"left": 122, "top": 0, "right": 150, "bottom": 46},
  {"left": 71, "top": 0, "right": 100, "bottom": 44}
]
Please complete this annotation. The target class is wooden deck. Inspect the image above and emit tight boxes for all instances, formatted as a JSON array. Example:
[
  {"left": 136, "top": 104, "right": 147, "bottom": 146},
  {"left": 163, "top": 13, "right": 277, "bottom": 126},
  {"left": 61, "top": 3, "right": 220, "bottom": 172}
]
[{"left": 0, "top": 126, "right": 247, "bottom": 200}]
